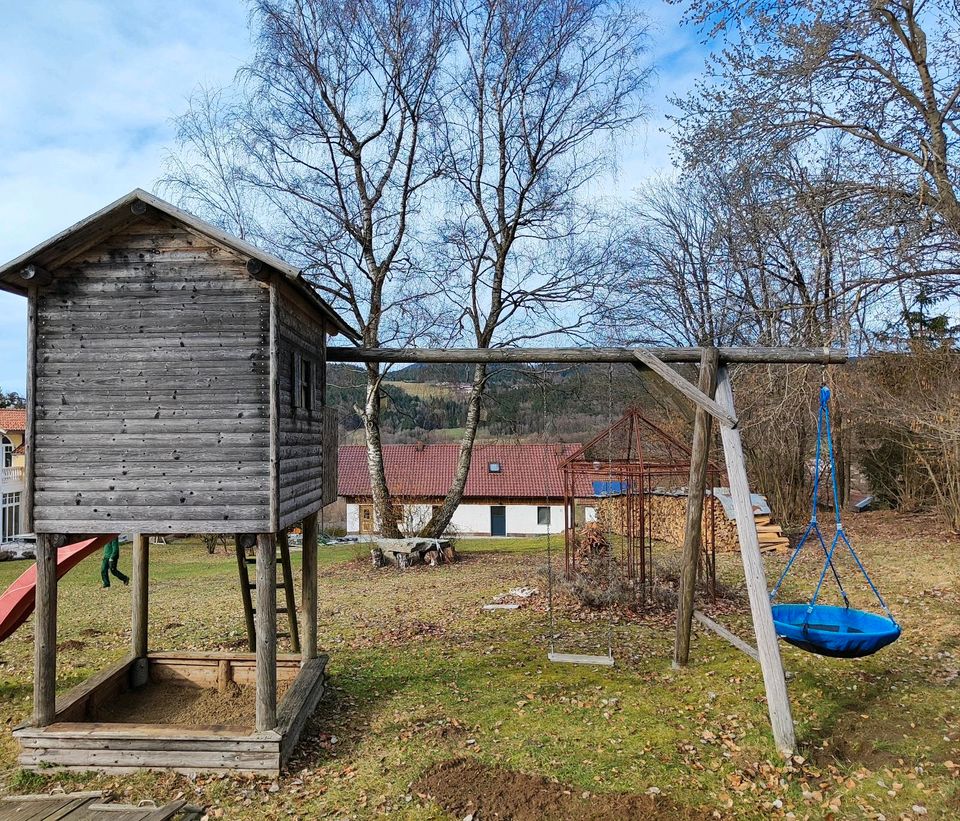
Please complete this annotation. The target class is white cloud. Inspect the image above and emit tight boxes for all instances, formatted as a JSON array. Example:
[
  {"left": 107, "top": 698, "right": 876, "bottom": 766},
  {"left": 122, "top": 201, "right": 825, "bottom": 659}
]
[
  {"left": 592, "top": 2, "right": 711, "bottom": 196},
  {"left": 0, "top": 0, "right": 249, "bottom": 394}
]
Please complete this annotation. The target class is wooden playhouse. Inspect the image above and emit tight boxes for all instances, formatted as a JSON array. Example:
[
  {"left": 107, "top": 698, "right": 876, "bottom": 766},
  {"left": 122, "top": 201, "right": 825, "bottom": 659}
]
[{"left": 0, "top": 189, "right": 358, "bottom": 773}]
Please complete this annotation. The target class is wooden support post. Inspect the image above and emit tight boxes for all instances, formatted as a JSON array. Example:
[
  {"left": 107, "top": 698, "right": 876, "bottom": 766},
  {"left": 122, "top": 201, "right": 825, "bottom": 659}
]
[
  {"left": 256, "top": 533, "right": 278, "bottom": 732},
  {"left": 217, "top": 659, "right": 232, "bottom": 693},
  {"left": 33, "top": 534, "right": 57, "bottom": 727},
  {"left": 302, "top": 511, "right": 319, "bottom": 661},
  {"left": 131, "top": 534, "right": 149, "bottom": 658},
  {"left": 673, "top": 347, "right": 719, "bottom": 667},
  {"left": 715, "top": 366, "right": 796, "bottom": 756}
]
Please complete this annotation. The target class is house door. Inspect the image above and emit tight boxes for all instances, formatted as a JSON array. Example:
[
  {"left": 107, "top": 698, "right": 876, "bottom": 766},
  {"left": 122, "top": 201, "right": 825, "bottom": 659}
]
[
  {"left": 359, "top": 504, "right": 375, "bottom": 534},
  {"left": 490, "top": 505, "right": 506, "bottom": 536}
]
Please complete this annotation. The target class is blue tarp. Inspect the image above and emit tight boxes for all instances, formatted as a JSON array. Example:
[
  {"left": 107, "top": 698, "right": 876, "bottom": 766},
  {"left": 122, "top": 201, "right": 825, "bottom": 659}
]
[{"left": 592, "top": 481, "right": 630, "bottom": 497}]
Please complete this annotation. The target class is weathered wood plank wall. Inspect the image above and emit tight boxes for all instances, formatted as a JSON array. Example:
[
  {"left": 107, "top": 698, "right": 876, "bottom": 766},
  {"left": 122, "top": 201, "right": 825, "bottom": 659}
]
[
  {"left": 275, "top": 286, "right": 328, "bottom": 531},
  {"left": 32, "top": 216, "right": 272, "bottom": 534}
]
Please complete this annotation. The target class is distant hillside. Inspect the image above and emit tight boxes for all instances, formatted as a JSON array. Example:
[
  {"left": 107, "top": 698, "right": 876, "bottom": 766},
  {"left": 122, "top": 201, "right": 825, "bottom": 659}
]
[{"left": 327, "top": 361, "right": 691, "bottom": 444}]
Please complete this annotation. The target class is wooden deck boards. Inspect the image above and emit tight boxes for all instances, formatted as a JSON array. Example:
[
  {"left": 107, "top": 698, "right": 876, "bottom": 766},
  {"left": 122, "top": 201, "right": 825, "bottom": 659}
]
[{"left": 0, "top": 792, "right": 202, "bottom": 820}]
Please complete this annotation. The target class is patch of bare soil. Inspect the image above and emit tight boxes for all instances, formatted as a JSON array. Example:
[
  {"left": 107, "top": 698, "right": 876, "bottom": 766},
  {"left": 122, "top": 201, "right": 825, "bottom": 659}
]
[
  {"left": 415, "top": 758, "right": 711, "bottom": 821},
  {"left": 817, "top": 709, "right": 924, "bottom": 770},
  {"left": 56, "top": 639, "right": 85, "bottom": 651},
  {"left": 98, "top": 680, "right": 291, "bottom": 728}
]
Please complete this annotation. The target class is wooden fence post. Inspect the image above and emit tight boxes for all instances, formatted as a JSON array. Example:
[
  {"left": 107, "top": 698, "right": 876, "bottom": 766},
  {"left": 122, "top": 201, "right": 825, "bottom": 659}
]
[
  {"left": 302, "top": 511, "right": 319, "bottom": 661},
  {"left": 673, "top": 347, "right": 719, "bottom": 666},
  {"left": 131, "top": 534, "right": 149, "bottom": 658},
  {"left": 715, "top": 366, "right": 796, "bottom": 756},
  {"left": 33, "top": 533, "right": 57, "bottom": 727},
  {"left": 256, "top": 532, "right": 278, "bottom": 731}
]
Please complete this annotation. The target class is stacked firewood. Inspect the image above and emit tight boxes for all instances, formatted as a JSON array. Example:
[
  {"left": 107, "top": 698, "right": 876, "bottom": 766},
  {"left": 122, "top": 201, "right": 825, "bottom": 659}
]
[{"left": 596, "top": 494, "right": 789, "bottom": 553}]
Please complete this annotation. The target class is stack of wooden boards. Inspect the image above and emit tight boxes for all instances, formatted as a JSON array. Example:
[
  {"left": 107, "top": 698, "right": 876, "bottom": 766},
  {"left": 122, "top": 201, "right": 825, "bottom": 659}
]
[
  {"left": 596, "top": 490, "right": 790, "bottom": 553},
  {"left": 751, "top": 511, "right": 791, "bottom": 553}
]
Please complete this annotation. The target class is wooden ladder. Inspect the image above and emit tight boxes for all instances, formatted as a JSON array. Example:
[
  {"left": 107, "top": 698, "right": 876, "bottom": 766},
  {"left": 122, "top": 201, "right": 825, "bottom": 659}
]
[{"left": 235, "top": 533, "right": 300, "bottom": 653}]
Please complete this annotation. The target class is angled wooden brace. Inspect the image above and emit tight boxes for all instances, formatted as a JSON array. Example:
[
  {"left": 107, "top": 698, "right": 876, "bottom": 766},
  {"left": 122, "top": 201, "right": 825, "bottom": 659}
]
[{"left": 632, "top": 350, "right": 738, "bottom": 428}]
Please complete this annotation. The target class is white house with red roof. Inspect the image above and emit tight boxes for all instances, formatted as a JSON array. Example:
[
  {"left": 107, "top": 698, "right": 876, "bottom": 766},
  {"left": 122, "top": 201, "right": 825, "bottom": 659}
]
[
  {"left": 339, "top": 443, "right": 595, "bottom": 537},
  {"left": 0, "top": 408, "right": 27, "bottom": 543}
]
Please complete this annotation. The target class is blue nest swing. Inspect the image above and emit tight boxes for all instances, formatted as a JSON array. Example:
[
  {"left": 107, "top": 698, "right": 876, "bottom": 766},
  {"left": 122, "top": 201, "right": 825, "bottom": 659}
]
[{"left": 768, "top": 386, "right": 901, "bottom": 659}]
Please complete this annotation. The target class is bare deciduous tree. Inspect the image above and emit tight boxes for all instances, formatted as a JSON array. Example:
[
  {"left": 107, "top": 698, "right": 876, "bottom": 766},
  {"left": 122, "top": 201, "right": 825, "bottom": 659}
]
[
  {"left": 673, "top": 0, "right": 960, "bottom": 236},
  {"left": 605, "top": 173, "right": 741, "bottom": 347},
  {"left": 162, "top": 0, "right": 448, "bottom": 537},
  {"left": 419, "top": 0, "right": 652, "bottom": 536}
]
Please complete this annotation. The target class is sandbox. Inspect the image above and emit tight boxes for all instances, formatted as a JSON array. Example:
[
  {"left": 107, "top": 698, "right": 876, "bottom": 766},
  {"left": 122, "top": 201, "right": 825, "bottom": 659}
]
[{"left": 13, "top": 651, "right": 327, "bottom": 775}]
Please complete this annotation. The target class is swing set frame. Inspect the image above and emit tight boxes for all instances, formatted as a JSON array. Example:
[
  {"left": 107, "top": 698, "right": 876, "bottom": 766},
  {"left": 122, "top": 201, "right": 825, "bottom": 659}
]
[{"left": 328, "top": 343, "right": 848, "bottom": 757}]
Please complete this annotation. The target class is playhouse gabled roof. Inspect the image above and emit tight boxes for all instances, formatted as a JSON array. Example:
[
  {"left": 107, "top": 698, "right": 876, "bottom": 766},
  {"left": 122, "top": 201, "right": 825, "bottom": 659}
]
[{"left": 0, "top": 188, "right": 359, "bottom": 341}]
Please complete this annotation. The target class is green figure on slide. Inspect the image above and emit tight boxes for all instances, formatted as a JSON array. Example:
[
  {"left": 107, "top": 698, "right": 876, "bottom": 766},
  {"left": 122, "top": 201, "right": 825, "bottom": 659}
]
[{"left": 100, "top": 538, "right": 129, "bottom": 589}]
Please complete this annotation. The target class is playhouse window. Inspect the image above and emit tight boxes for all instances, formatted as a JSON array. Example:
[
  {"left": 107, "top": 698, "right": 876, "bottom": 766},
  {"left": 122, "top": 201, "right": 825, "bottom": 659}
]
[
  {"left": 292, "top": 352, "right": 314, "bottom": 411},
  {"left": 300, "top": 357, "right": 312, "bottom": 409}
]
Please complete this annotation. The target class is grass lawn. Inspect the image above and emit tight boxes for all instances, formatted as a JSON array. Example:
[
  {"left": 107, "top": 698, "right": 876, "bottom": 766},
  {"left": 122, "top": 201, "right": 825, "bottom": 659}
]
[{"left": 0, "top": 515, "right": 957, "bottom": 819}]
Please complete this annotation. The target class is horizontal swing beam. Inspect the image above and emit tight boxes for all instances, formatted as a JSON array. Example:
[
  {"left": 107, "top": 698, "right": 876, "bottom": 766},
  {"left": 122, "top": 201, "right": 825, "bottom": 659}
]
[{"left": 327, "top": 346, "right": 847, "bottom": 366}]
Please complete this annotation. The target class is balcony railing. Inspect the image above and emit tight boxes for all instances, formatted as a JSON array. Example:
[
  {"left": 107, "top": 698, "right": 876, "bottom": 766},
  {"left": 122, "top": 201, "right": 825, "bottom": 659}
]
[{"left": 1, "top": 466, "right": 25, "bottom": 485}]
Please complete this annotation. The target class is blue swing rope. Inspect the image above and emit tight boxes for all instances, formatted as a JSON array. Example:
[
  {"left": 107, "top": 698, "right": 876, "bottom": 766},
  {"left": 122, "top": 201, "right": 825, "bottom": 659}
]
[{"left": 769, "top": 385, "right": 898, "bottom": 627}]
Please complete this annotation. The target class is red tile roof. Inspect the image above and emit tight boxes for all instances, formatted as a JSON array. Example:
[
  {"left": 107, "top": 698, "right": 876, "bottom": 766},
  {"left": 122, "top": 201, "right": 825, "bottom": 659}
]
[
  {"left": 338, "top": 443, "right": 587, "bottom": 500},
  {"left": 0, "top": 409, "right": 26, "bottom": 433}
]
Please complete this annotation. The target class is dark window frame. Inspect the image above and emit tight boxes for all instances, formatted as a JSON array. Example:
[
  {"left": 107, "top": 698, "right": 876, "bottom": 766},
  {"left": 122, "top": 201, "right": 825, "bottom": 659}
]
[{"left": 292, "top": 352, "right": 314, "bottom": 412}]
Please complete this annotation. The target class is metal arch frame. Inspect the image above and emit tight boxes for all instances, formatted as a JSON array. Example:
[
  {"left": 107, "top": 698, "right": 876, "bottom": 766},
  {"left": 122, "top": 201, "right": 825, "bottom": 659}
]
[{"left": 559, "top": 408, "right": 721, "bottom": 603}]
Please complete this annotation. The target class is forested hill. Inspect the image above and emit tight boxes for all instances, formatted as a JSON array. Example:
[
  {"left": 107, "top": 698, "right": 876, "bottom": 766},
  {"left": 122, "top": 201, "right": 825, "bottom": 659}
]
[{"left": 327, "top": 362, "right": 688, "bottom": 443}]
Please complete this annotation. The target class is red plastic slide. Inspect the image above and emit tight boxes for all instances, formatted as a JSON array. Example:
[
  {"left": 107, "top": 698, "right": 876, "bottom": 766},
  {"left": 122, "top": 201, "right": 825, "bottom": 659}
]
[{"left": 0, "top": 534, "right": 116, "bottom": 643}]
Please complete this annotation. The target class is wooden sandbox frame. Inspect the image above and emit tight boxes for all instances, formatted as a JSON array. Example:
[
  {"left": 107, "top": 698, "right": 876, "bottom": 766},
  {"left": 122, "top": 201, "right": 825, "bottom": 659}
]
[{"left": 14, "top": 650, "right": 327, "bottom": 774}]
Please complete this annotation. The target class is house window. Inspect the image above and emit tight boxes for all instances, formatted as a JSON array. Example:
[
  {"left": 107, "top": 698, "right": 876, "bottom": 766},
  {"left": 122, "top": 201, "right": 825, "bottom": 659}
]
[
  {"left": 488, "top": 462, "right": 501, "bottom": 473},
  {"left": 1, "top": 436, "right": 11, "bottom": 469},
  {"left": 1, "top": 491, "right": 21, "bottom": 543},
  {"left": 537, "top": 506, "right": 551, "bottom": 526}
]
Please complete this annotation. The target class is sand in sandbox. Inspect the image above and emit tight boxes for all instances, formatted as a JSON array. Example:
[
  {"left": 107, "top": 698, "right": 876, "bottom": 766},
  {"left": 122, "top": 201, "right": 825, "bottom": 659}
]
[{"left": 97, "top": 680, "right": 292, "bottom": 728}]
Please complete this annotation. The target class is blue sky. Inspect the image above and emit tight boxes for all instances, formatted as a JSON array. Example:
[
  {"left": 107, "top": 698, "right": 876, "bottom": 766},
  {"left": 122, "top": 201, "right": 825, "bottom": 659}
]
[{"left": 0, "top": 1, "right": 709, "bottom": 395}]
